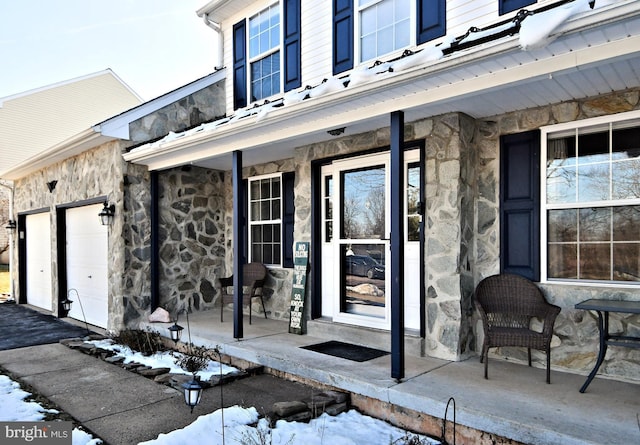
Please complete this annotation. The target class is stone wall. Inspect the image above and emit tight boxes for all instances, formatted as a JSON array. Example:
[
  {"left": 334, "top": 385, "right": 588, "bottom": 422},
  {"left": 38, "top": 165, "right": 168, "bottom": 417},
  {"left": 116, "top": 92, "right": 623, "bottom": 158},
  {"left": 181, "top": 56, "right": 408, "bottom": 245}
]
[
  {"left": 474, "top": 87, "right": 640, "bottom": 382},
  {"left": 12, "top": 141, "right": 129, "bottom": 330},
  {"left": 0, "top": 182, "right": 10, "bottom": 264},
  {"left": 128, "top": 80, "right": 226, "bottom": 143}
]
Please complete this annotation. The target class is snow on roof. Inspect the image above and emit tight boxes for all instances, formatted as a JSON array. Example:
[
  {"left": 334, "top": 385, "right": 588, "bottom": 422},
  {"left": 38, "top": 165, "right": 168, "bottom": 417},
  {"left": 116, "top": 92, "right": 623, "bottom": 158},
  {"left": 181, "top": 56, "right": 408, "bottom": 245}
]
[{"left": 129, "top": 0, "right": 599, "bottom": 156}]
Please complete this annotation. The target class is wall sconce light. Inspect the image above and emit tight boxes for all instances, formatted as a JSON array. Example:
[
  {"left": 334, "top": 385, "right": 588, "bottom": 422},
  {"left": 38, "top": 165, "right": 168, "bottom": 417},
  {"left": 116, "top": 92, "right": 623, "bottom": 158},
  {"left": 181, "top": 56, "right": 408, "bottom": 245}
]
[
  {"left": 5, "top": 220, "right": 16, "bottom": 232},
  {"left": 327, "top": 127, "right": 346, "bottom": 136},
  {"left": 98, "top": 202, "right": 115, "bottom": 226},
  {"left": 47, "top": 180, "right": 58, "bottom": 192}
]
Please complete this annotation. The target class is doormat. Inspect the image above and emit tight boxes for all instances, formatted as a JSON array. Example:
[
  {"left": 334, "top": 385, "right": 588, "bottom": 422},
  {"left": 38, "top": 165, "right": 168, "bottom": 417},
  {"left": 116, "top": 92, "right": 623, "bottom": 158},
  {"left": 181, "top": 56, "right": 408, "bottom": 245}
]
[{"left": 301, "top": 340, "right": 389, "bottom": 362}]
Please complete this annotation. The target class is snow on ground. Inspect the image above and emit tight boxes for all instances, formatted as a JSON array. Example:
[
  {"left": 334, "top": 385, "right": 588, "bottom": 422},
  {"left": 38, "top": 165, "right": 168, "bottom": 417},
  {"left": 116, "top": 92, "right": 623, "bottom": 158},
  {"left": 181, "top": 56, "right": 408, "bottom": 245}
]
[
  {"left": 86, "top": 339, "right": 239, "bottom": 380},
  {"left": 0, "top": 374, "right": 101, "bottom": 445},
  {"left": 140, "top": 405, "right": 440, "bottom": 445}
]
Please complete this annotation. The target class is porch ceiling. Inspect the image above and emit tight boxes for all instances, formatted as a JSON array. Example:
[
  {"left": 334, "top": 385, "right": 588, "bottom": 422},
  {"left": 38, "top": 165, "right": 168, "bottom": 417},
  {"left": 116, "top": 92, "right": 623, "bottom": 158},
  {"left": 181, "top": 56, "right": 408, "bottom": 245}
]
[{"left": 125, "top": 2, "right": 640, "bottom": 172}]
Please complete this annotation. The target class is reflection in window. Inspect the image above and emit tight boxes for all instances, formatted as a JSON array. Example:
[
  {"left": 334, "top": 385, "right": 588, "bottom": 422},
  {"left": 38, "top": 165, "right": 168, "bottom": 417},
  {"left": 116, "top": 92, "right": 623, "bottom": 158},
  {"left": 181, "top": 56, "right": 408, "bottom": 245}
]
[
  {"left": 546, "top": 116, "right": 640, "bottom": 283},
  {"left": 341, "top": 166, "right": 386, "bottom": 240},
  {"left": 359, "top": 0, "right": 411, "bottom": 62},
  {"left": 341, "top": 244, "right": 385, "bottom": 318},
  {"left": 324, "top": 176, "right": 333, "bottom": 242},
  {"left": 406, "top": 162, "right": 421, "bottom": 241}
]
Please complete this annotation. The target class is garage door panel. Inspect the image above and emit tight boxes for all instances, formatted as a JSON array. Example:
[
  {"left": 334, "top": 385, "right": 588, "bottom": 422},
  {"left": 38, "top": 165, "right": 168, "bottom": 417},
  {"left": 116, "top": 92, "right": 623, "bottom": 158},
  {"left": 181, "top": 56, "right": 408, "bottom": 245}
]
[
  {"left": 26, "top": 212, "right": 52, "bottom": 311},
  {"left": 66, "top": 204, "right": 108, "bottom": 328}
]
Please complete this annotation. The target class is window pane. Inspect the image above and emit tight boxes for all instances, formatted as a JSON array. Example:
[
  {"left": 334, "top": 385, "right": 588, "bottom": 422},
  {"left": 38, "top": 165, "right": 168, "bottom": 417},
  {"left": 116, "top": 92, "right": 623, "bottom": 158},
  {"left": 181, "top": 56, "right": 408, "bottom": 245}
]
[
  {"left": 342, "top": 166, "right": 386, "bottom": 239},
  {"left": 263, "top": 225, "right": 272, "bottom": 242},
  {"left": 251, "top": 201, "right": 261, "bottom": 221},
  {"left": 272, "top": 199, "right": 281, "bottom": 218},
  {"left": 578, "top": 130, "right": 609, "bottom": 165},
  {"left": 260, "top": 201, "right": 271, "bottom": 220},
  {"left": 408, "top": 216, "right": 420, "bottom": 241},
  {"left": 613, "top": 243, "right": 640, "bottom": 281},
  {"left": 271, "top": 178, "right": 281, "bottom": 198},
  {"left": 548, "top": 244, "right": 577, "bottom": 279},
  {"left": 547, "top": 166, "right": 576, "bottom": 203},
  {"left": 252, "top": 225, "right": 262, "bottom": 242},
  {"left": 252, "top": 244, "right": 262, "bottom": 263},
  {"left": 261, "top": 179, "right": 271, "bottom": 198},
  {"left": 579, "top": 208, "right": 610, "bottom": 242},
  {"left": 613, "top": 206, "right": 640, "bottom": 242},
  {"left": 548, "top": 209, "right": 577, "bottom": 242},
  {"left": 579, "top": 244, "right": 610, "bottom": 280},
  {"left": 359, "top": 0, "right": 411, "bottom": 62},
  {"left": 612, "top": 159, "right": 640, "bottom": 200},
  {"left": 547, "top": 136, "right": 577, "bottom": 167},
  {"left": 577, "top": 163, "right": 609, "bottom": 202}
]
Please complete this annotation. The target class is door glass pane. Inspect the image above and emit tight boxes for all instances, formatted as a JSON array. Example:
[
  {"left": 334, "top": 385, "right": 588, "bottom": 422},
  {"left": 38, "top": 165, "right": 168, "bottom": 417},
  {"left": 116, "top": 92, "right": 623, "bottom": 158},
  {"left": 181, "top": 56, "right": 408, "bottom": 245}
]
[
  {"left": 341, "top": 244, "right": 386, "bottom": 318},
  {"left": 341, "top": 165, "right": 386, "bottom": 239},
  {"left": 407, "top": 162, "right": 421, "bottom": 242}
]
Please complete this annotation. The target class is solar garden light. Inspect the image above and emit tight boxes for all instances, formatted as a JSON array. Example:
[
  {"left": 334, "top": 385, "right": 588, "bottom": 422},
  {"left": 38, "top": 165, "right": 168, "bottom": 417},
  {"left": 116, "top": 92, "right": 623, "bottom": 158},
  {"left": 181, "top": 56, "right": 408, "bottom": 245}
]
[
  {"left": 61, "top": 298, "right": 72, "bottom": 313},
  {"left": 183, "top": 377, "right": 203, "bottom": 413},
  {"left": 168, "top": 319, "right": 184, "bottom": 344}
]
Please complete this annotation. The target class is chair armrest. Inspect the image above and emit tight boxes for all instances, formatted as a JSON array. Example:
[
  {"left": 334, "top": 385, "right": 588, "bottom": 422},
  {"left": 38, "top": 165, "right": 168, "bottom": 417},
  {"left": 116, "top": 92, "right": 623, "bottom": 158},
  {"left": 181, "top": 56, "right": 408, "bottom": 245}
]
[
  {"left": 218, "top": 276, "right": 234, "bottom": 288},
  {"left": 541, "top": 304, "right": 561, "bottom": 336}
]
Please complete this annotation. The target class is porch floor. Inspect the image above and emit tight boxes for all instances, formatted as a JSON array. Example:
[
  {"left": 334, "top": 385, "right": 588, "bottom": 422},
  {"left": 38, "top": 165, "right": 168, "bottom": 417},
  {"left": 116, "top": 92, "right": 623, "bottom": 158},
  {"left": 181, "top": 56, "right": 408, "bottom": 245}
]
[{"left": 143, "top": 310, "right": 639, "bottom": 445}]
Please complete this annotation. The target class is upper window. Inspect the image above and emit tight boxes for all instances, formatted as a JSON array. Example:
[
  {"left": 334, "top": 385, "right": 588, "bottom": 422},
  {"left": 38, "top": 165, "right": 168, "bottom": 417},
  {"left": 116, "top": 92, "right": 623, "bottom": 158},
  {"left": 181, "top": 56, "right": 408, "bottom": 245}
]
[
  {"left": 542, "top": 112, "right": 640, "bottom": 283},
  {"left": 500, "top": 0, "right": 536, "bottom": 16},
  {"left": 249, "top": 4, "right": 281, "bottom": 102},
  {"left": 358, "top": 0, "right": 411, "bottom": 62}
]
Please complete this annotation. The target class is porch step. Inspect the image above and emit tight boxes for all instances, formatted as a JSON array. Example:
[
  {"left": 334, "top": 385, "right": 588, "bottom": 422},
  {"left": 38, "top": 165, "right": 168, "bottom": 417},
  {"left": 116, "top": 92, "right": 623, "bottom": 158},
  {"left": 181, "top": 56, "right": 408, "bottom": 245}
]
[{"left": 306, "top": 318, "right": 424, "bottom": 357}]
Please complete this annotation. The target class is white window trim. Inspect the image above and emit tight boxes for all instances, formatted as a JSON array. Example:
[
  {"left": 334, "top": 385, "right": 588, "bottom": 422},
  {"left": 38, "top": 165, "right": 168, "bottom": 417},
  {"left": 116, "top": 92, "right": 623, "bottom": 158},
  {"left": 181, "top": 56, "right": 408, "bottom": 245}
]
[
  {"left": 248, "top": 172, "right": 284, "bottom": 267},
  {"left": 247, "top": 1, "right": 283, "bottom": 104},
  {"left": 355, "top": 0, "right": 416, "bottom": 65},
  {"left": 540, "top": 109, "right": 640, "bottom": 287}
]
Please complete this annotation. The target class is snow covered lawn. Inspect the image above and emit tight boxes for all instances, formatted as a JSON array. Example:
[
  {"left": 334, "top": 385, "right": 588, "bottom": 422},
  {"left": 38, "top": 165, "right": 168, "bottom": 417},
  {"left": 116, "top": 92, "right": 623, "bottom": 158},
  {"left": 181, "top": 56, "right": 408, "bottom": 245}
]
[{"left": 0, "top": 374, "right": 101, "bottom": 445}]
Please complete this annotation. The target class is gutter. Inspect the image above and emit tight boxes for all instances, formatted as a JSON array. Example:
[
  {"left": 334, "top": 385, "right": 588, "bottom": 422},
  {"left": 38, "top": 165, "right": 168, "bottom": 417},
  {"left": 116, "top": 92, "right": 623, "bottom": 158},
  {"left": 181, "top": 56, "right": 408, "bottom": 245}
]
[{"left": 202, "top": 13, "right": 224, "bottom": 70}]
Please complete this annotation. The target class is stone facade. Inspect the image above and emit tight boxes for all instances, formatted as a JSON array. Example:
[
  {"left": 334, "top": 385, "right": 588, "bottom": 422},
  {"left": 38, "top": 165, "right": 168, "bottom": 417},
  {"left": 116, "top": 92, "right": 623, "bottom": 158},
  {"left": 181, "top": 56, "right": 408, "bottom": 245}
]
[{"left": 0, "top": 182, "right": 9, "bottom": 264}]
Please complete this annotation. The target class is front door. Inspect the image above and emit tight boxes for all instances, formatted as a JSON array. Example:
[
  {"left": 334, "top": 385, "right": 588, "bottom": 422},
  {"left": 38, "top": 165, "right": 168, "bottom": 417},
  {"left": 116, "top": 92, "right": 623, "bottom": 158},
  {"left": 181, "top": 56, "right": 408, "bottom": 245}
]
[{"left": 321, "top": 150, "right": 422, "bottom": 330}]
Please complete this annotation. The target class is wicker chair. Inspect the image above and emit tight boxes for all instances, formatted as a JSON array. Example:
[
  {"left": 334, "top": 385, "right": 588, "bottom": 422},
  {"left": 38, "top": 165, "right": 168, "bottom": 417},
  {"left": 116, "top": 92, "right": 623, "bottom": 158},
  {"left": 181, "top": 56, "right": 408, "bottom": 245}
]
[
  {"left": 218, "top": 262, "right": 267, "bottom": 324},
  {"left": 475, "top": 273, "right": 561, "bottom": 383}
]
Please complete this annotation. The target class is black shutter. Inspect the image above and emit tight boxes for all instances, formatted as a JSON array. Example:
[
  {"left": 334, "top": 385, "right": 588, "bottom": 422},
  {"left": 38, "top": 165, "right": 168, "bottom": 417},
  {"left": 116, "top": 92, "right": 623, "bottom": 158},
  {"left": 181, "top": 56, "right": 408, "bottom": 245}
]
[
  {"left": 332, "top": 0, "right": 353, "bottom": 75},
  {"left": 500, "top": 0, "right": 536, "bottom": 15},
  {"left": 417, "top": 0, "right": 446, "bottom": 45},
  {"left": 283, "top": 0, "right": 301, "bottom": 92},
  {"left": 282, "top": 172, "right": 296, "bottom": 268},
  {"left": 233, "top": 19, "right": 247, "bottom": 110},
  {"left": 500, "top": 130, "right": 540, "bottom": 281}
]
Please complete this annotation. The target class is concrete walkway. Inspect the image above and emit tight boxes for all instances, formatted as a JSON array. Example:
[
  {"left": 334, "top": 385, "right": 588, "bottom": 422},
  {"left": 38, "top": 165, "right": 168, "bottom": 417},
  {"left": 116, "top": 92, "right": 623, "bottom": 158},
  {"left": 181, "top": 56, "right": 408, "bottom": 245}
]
[
  {"left": 0, "top": 343, "right": 322, "bottom": 445},
  {"left": 143, "top": 310, "right": 640, "bottom": 445}
]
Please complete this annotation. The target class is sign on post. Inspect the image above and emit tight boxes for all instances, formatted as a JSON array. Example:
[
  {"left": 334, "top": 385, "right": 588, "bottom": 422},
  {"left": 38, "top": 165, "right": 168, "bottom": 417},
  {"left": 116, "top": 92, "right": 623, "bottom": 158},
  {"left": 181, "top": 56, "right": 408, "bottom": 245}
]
[{"left": 289, "top": 241, "right": 309, "bottom": 334}]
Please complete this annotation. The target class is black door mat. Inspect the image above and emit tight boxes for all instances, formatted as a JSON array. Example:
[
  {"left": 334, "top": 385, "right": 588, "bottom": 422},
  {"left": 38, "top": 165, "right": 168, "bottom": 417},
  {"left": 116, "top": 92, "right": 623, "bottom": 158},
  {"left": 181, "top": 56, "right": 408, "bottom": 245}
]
[
  {"left": 0, "top": 303, "right": 92, "bottom": 350},
  {"left": 301, "top": 340, "right": 389, "bottom": 362}
]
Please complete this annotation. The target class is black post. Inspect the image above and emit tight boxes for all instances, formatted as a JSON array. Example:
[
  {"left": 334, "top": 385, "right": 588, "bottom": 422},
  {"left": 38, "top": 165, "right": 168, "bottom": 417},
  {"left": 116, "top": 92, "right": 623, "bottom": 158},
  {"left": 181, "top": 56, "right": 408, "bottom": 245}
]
[
  {"left": 390, "top": 110, "right": 405, "bottom": 381},
  {"left": 150, "top": 171, "right": 160, "bottom": 311},
  {"left": 232, "top": 151, "right": 244, "bottom": 339}
]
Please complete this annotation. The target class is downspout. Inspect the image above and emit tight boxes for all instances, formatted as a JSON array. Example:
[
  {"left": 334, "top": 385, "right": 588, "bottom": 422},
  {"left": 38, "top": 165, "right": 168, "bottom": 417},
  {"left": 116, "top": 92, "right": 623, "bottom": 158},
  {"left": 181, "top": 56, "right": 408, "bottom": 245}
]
[
  {"left": 203, "top": 13, "right": 224, "bottom": 70},
  {"left": 0, "top": 180, "right": 15, "bottom": 299}
]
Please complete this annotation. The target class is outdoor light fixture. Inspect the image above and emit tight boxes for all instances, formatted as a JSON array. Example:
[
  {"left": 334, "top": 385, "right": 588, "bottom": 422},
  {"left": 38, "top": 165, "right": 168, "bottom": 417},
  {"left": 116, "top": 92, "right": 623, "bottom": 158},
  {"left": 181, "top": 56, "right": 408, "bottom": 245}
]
[
  {"left": 61, "top": 299, "right": 73, "bottom": 312},
  {"left": 183, "top": 378, "right": 203, "bottom": 413},
  {"left": 168, "top": 320, "right": 184, "bottom": 344},
  {"left": 5, "top": 220, "right": 16, "bottom": 232},
  {"left": 98, "top": 201, "right": 115, "bottom": 226},
  {"left": 47, "top": 180, "right": 58, "bottom": 192}
]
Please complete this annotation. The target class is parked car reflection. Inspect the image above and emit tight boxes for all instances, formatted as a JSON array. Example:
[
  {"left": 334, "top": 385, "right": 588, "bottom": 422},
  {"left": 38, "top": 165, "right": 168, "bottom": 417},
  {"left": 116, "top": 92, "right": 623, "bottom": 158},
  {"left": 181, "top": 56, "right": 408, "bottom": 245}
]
[{"left": 345, "top": 255, "right": 385, "bottom": 279}]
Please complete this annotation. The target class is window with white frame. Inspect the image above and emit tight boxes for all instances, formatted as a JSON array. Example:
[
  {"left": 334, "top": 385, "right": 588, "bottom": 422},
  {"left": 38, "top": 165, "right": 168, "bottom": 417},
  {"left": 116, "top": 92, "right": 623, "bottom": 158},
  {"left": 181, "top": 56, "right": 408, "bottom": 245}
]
[
  {"left": 358, "top": 0, "right": 411, "bottom": 63},
  {"left": 249, "top": 3, "right": 281, "bottom": 102},
  {"left": 543, "top": 111, "right": 640, "bottom": 283},
  {"left": 249, "top": 174, "right": 282, "bottom": 266}
]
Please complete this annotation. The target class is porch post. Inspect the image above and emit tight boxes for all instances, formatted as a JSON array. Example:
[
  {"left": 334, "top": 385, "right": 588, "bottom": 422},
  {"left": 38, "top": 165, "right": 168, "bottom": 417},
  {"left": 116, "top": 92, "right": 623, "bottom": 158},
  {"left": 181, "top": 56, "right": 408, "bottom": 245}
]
[
  {"left": 232, "top": 150, "right": 244, "bottom": 339},
  {"left": 390, "top": 110, "right": 405, "bottom": 380},
  {"left": 150, "top": 171, "right": 159, "bottom": 311}
]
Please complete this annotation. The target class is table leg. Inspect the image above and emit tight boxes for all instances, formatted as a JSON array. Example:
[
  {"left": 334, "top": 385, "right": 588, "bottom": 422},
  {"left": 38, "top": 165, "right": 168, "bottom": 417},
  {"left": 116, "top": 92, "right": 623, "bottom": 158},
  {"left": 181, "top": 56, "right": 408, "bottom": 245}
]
[{"left": 580, "top": 310, "right": 608, "bottom": 393}]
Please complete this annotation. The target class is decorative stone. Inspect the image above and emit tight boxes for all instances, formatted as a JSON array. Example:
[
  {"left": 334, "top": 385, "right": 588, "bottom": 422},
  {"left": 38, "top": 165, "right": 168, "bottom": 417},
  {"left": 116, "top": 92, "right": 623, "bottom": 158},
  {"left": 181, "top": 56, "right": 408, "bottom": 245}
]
[
  {"left": 138, "top": 367, "right": 172, "bottom": 378},
  {"left": 149, "top": 307, "right": 172, "bottom": 323},
  {"left": 324, "top": 402, "right": 348, "bottom": 416},
  {"left": 273, "top": 401, "right": 308, "bottom": 417}
]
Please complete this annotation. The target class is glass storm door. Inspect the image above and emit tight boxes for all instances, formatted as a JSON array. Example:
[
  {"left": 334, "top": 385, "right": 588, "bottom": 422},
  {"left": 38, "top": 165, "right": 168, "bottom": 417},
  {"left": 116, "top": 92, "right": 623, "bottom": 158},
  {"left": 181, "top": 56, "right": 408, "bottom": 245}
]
[{"left": 321, "top": 150, "right": 421, "bottom": 330}]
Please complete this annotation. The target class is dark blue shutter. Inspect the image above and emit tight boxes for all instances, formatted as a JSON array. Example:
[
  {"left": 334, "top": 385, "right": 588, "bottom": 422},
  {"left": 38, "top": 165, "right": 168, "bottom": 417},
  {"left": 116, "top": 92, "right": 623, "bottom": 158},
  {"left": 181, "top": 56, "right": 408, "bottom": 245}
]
[
  {"left": 233, "top": 20, "right": 247, "bottom": 110},
  {"left": 283, "top": 0, "right": 301, "bottom": 92},
  {"left": 500, "top": 130, "right": 540, "bottom": 281},
  {"left": 500, "top": 0, "right": 536, "bottom": 15},
  {"left": 282, "top": 172, "right": 296, "bottom": 268},
  {"left": 417, "top": 0, "right": 446, "bottom": 45},
  {"left": 332, "top": 0, "right": 353, "bottom": 75}
]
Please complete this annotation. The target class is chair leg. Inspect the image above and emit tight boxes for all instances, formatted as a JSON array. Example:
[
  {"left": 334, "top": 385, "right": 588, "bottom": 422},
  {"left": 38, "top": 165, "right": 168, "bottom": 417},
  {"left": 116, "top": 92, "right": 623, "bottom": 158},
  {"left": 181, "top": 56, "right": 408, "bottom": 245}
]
[
  {"left": 480, "top": 343, "right": 486, "bottom": 363},
  {"left": 220, "top": 299, "right": 224, "bottom": 322},
  {"left": 546, "top": 348, "right": 551, "bottom": 384},
  {"left": 527, "top": 348, "right": 532, "bottom": 367},
  {"left": 484, "top": 348, "right": 489, "bottom": 379},
  {"left": 249, "top": 297, "right": 252, "bottom": 325},
  {"left": 260, "top": 296, "right": 267, "bottom": 319}
]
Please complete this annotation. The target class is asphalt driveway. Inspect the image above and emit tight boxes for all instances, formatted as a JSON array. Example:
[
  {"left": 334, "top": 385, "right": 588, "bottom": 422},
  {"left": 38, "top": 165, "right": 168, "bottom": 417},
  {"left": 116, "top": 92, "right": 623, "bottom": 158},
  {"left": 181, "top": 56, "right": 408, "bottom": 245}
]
[{"left": 0, "top": 302, "right": 90, "bottom": 350}]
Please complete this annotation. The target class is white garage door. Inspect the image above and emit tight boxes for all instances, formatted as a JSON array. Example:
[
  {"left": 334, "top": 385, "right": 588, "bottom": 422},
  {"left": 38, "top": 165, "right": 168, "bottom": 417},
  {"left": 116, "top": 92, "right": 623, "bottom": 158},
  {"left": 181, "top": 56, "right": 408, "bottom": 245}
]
[
  {"left": 66, "top": 204, "right": 109, "bottom": 328},
  {"left": 26, "top": 212, "right": 53, "bottom": 311}
]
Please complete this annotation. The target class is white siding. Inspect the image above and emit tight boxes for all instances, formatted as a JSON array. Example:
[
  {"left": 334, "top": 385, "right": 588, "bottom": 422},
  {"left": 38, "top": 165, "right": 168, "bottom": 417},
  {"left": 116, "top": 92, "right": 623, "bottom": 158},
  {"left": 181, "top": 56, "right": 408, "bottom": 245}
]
[{"left": 300, "top": 1, "right": 334, "bottom": 86}]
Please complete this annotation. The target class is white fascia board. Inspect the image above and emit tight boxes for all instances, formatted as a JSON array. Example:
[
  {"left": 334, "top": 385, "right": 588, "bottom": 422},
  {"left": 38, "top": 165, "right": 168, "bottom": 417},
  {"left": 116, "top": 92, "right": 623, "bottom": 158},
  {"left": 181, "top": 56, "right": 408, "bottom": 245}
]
[
  {"left": 96, "top": 70, "right": 226, "bottom": 139},
  {"left": 0, "top": 129, "right": 114, "bottom": 180}
]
